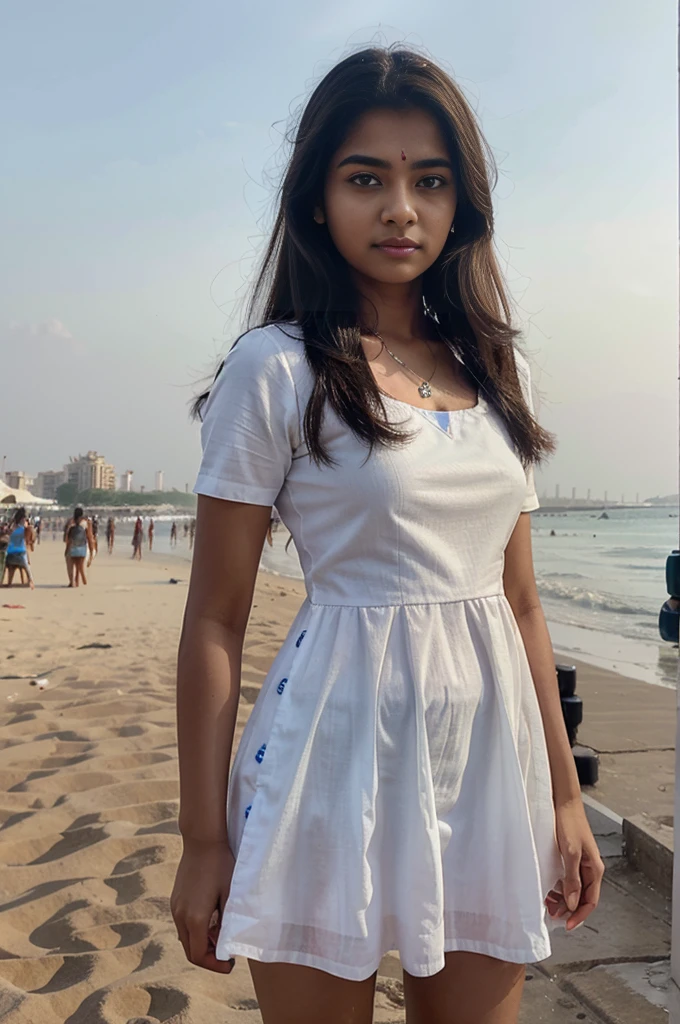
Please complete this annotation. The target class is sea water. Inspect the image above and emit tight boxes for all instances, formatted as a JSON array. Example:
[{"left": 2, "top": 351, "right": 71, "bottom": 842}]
[{"left": 259, "top": 507, "right": 679, "bottom": 689}]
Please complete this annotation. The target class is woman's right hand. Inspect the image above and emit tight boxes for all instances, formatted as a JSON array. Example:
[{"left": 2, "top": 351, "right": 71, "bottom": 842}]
[{"left": 171, "top": 837, "right": 236, "bottom": 974}]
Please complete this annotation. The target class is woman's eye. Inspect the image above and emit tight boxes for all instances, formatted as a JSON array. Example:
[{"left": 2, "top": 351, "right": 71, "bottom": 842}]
[
  {"left": 349, "top": 173, "right": 381, "bottom": 187},
  {"left": 418, "top": 175, "right": 446, "bottom": 189}
]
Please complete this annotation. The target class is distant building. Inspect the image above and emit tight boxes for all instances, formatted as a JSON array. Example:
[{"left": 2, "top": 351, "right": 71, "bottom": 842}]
[
  {"left": 120, "top": 470, "right": 134, "bottom": 492},
  {"left": 154, "top": 470, "right": 164, "bottom": 492},
  {"left": 4, "top": 470, "right": 34, "bottom": 492},
  {"left": 64, "top": 451, "right": 116, "bottom": 492},
  {"left": 35, "top": 470, "right": 66, "bottom": 500}
]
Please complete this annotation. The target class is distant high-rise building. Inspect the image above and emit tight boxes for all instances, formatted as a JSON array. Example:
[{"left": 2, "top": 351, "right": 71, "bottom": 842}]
[
  {"left": 35, "top": 470, "right": 66, "bottom": 499},
  {"left": 587, "top": 488, "right": 591, "bottom": 501},
  {"left": 155, "top": 470, "right": 164, "bottom": 492},
  {"left": 636, "top": 492, "right": 640, "bottom": 504},
  {"left": 4, "top": 470, "right": 33, "bottom": 492},
  {"left": 120, "top": 470, "right": 134, "bottom": 492},
  {"left": 555, "top": 484, "right": 560, "bottom": 499},
  {"left": 64, "top": 451, "right": 116, "bottom": 492},
  {"left": 571, "top": 487, "right": 576, "bottom": 500},
  {"left": 604, "top": 490, "right": 608, "bottom": 503}
]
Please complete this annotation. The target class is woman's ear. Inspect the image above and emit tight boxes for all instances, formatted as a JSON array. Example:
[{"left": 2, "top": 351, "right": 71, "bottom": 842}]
[{"left": 313, "top": 206, "right": 326, "bottom": 224}]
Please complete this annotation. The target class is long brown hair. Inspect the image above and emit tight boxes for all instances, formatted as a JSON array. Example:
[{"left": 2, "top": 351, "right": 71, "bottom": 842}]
[{"left": 195, "top": 46, "right": 555, "bottom": 468}]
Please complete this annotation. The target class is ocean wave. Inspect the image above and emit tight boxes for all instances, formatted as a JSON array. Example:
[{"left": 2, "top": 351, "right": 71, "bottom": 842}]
[
  {"left": 604, "top": 546, "right": 666, "bottom": 560},
  {"left": 540, "top": 571, "right": 588, "bottom": 580},
  {"left": 536, "top": 577, "right": 656, "bottom": 618}
]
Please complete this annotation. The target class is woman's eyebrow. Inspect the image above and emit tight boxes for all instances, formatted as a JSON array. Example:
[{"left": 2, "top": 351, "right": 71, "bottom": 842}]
[{"left": 336, "top": 154, "right": 453, "bottom": 170}]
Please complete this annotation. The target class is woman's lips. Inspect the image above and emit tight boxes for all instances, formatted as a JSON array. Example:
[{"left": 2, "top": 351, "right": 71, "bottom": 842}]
[{"left": 374, "top": 243, "right": 421, "bottom": 258}]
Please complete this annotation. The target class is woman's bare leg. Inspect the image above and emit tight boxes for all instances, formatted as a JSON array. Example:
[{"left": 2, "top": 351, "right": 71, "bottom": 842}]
[
  {"left": 248, "top": 961, "right": 377, "bottom": 1024},
  {"left": 66, "top": 555, "right": 74, "bottom": 586},
  {"left": 22, "top": 560, "right": 34, "bottom": 590},
  {"left": 403, "top": 951, "right": 525, "bottom": 1024}
]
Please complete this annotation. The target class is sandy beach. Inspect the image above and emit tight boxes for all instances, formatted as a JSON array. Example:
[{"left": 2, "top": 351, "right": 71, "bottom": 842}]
[{"left": 0, "top": 537, "right": 674, "bottom": 1021}]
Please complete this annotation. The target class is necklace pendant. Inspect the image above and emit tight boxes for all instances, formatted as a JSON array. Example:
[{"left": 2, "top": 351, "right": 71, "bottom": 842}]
[{"left": 418, "top": 381, "right": 432, "bottom": 398}]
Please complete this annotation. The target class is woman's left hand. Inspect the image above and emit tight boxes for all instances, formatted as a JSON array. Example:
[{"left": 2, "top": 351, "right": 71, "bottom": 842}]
[{"left": 545, "top": 797, "right": 605, "bottom": 931}]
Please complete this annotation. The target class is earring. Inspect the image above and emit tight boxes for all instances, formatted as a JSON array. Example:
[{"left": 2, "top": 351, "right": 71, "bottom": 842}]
[{"left": 450, "top": 223, "right": 455, "bottom": 235}]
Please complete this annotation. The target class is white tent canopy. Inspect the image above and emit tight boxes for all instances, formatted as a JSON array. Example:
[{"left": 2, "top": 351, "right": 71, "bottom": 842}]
[{"left": 0, "top": 480, "right": 54, "bottom": 507}]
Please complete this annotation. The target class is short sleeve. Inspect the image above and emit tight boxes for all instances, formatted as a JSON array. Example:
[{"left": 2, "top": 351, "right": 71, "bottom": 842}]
[
  {"left": 515, "top": 352, "right": 540, "bottom": 513},
  {"left": 193, "top": 327, "right": 299, "bottom": 507}
]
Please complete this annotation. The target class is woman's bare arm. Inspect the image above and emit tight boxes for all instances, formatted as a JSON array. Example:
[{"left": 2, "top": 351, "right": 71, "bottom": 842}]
[
  {"left": 503, "top": 512, "right": 604, "bottom": 928},
  {"left": 502, "top": 512, "right": 580, "bottom": 805},
  {"left": 176, "top": 494, "right": 272, "bottom": 844}
]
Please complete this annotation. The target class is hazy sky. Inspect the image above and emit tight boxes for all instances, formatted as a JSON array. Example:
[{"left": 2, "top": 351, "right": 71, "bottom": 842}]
[{"left": 1, "top": 1, "right": 676, "bottom": 499}]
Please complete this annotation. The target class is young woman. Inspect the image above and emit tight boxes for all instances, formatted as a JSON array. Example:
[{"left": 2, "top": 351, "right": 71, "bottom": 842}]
[
  {"left": 65, "top": 507, "right": 94, "bottom": 587},
  {"left": 4, "top": 508, "right": 34, "bottom": 589},
  {"left": 106, "top": 516, "right": 116, "bottom": 554},
  {"left": 131, "top": 516, "right": 144, "bottom": 560},
  {"left": 172, "top": 47, "right": 604, "bottom": 1024}
]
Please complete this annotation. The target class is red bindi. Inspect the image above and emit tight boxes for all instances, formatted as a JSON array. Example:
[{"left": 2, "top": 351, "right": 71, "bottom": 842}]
[{"left": 401, "top": 150, "right": 406, "bottom": 161}]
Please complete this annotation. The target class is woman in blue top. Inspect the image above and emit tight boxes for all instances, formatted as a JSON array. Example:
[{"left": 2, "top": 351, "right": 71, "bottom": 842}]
[
  {"left": 171, "top": 48, "right": 603, "bottom": 1024},
  {"left": 4, "top": 507, "right": 34, "bottom": 589}
]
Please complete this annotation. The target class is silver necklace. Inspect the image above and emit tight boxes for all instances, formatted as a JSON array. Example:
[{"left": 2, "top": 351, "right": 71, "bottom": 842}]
[{"left": 373, "top": 333, "right": 438, "bottom": 399}]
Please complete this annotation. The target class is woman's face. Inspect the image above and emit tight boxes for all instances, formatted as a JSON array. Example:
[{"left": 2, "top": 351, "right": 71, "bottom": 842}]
[{"left": 320, "top": 107, "right": 457, "bottom": 287}]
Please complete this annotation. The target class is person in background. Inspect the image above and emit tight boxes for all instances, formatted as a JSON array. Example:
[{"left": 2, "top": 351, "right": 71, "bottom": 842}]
[
  {"left": 34, "top": 516, "right": 42, "bottom": 545},
  {"left": 91, "top": 514, "right": 99, "bottom": 555},
  {"left": 0, "top": 522, "right": 8, "bottom": 584},
  {"left": 3, "top": 508, "right": 34, "bottom": 588},
  {"left": 106, "top": 516, "right": 116, "bottom": 554},
  {"left": 189, "top": 517, "right": 196, "bottom": 550},
  {"left": 148, "top": 517, "right": 155, "bottom": 551},
  {"left": 170, "top": 521, "right": 178, "bottom": 547},
  {"left": 132, "top": 516, "right": 144, "bottom": 560},
  {"left": 65, "top": 507, "right": 94, "bottom": 587},
  {"left": 183, "top": 521, "right": 189, "bottom": 540}
]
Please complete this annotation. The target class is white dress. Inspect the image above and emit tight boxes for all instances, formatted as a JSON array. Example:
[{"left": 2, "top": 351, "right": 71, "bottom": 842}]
[{"left": 194, "top": 323, "right": 564, "bottom": 981}]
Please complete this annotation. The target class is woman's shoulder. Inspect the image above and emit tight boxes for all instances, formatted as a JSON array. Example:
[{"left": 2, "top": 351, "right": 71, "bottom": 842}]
[
  {"left": 229, "top": 321, "right": 304, "bottom": 362},
  {"left": 223, "top": 322, "right": 312, "bottom": 394}
]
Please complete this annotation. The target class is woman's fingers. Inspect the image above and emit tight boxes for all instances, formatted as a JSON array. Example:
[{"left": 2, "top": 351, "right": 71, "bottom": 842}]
[
  {"left": 565, "top": 847, "right": 605, "bottom": 930},
  {"left": 544, "top": 887, "right": 569, "bottom": 919},
  {"left": 546, "top": 842, "right": 605, "bottom": 931},
  {"left": 185, "top": 912, "right": 235, "bottom": 974},
  {"left": 565, "top": 876, "right": 600, "bottom": 930},
  {"left": 559, "top": 841, "right": 583, "bottom": 913}
]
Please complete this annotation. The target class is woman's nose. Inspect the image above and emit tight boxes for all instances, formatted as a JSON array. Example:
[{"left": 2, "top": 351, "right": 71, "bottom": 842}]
[{"left": 381, "top": 185, "right": 417, "bottom": 228}]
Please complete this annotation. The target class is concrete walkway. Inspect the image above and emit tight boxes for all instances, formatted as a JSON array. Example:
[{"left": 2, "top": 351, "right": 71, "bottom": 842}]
[{"left": 571, "top": 656, "right": 676, "bottom": 822}]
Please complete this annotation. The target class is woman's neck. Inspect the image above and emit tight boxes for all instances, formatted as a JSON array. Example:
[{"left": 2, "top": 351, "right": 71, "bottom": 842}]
[{"left": 356, "top": 276, "right": 427, "bottom": 344}]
